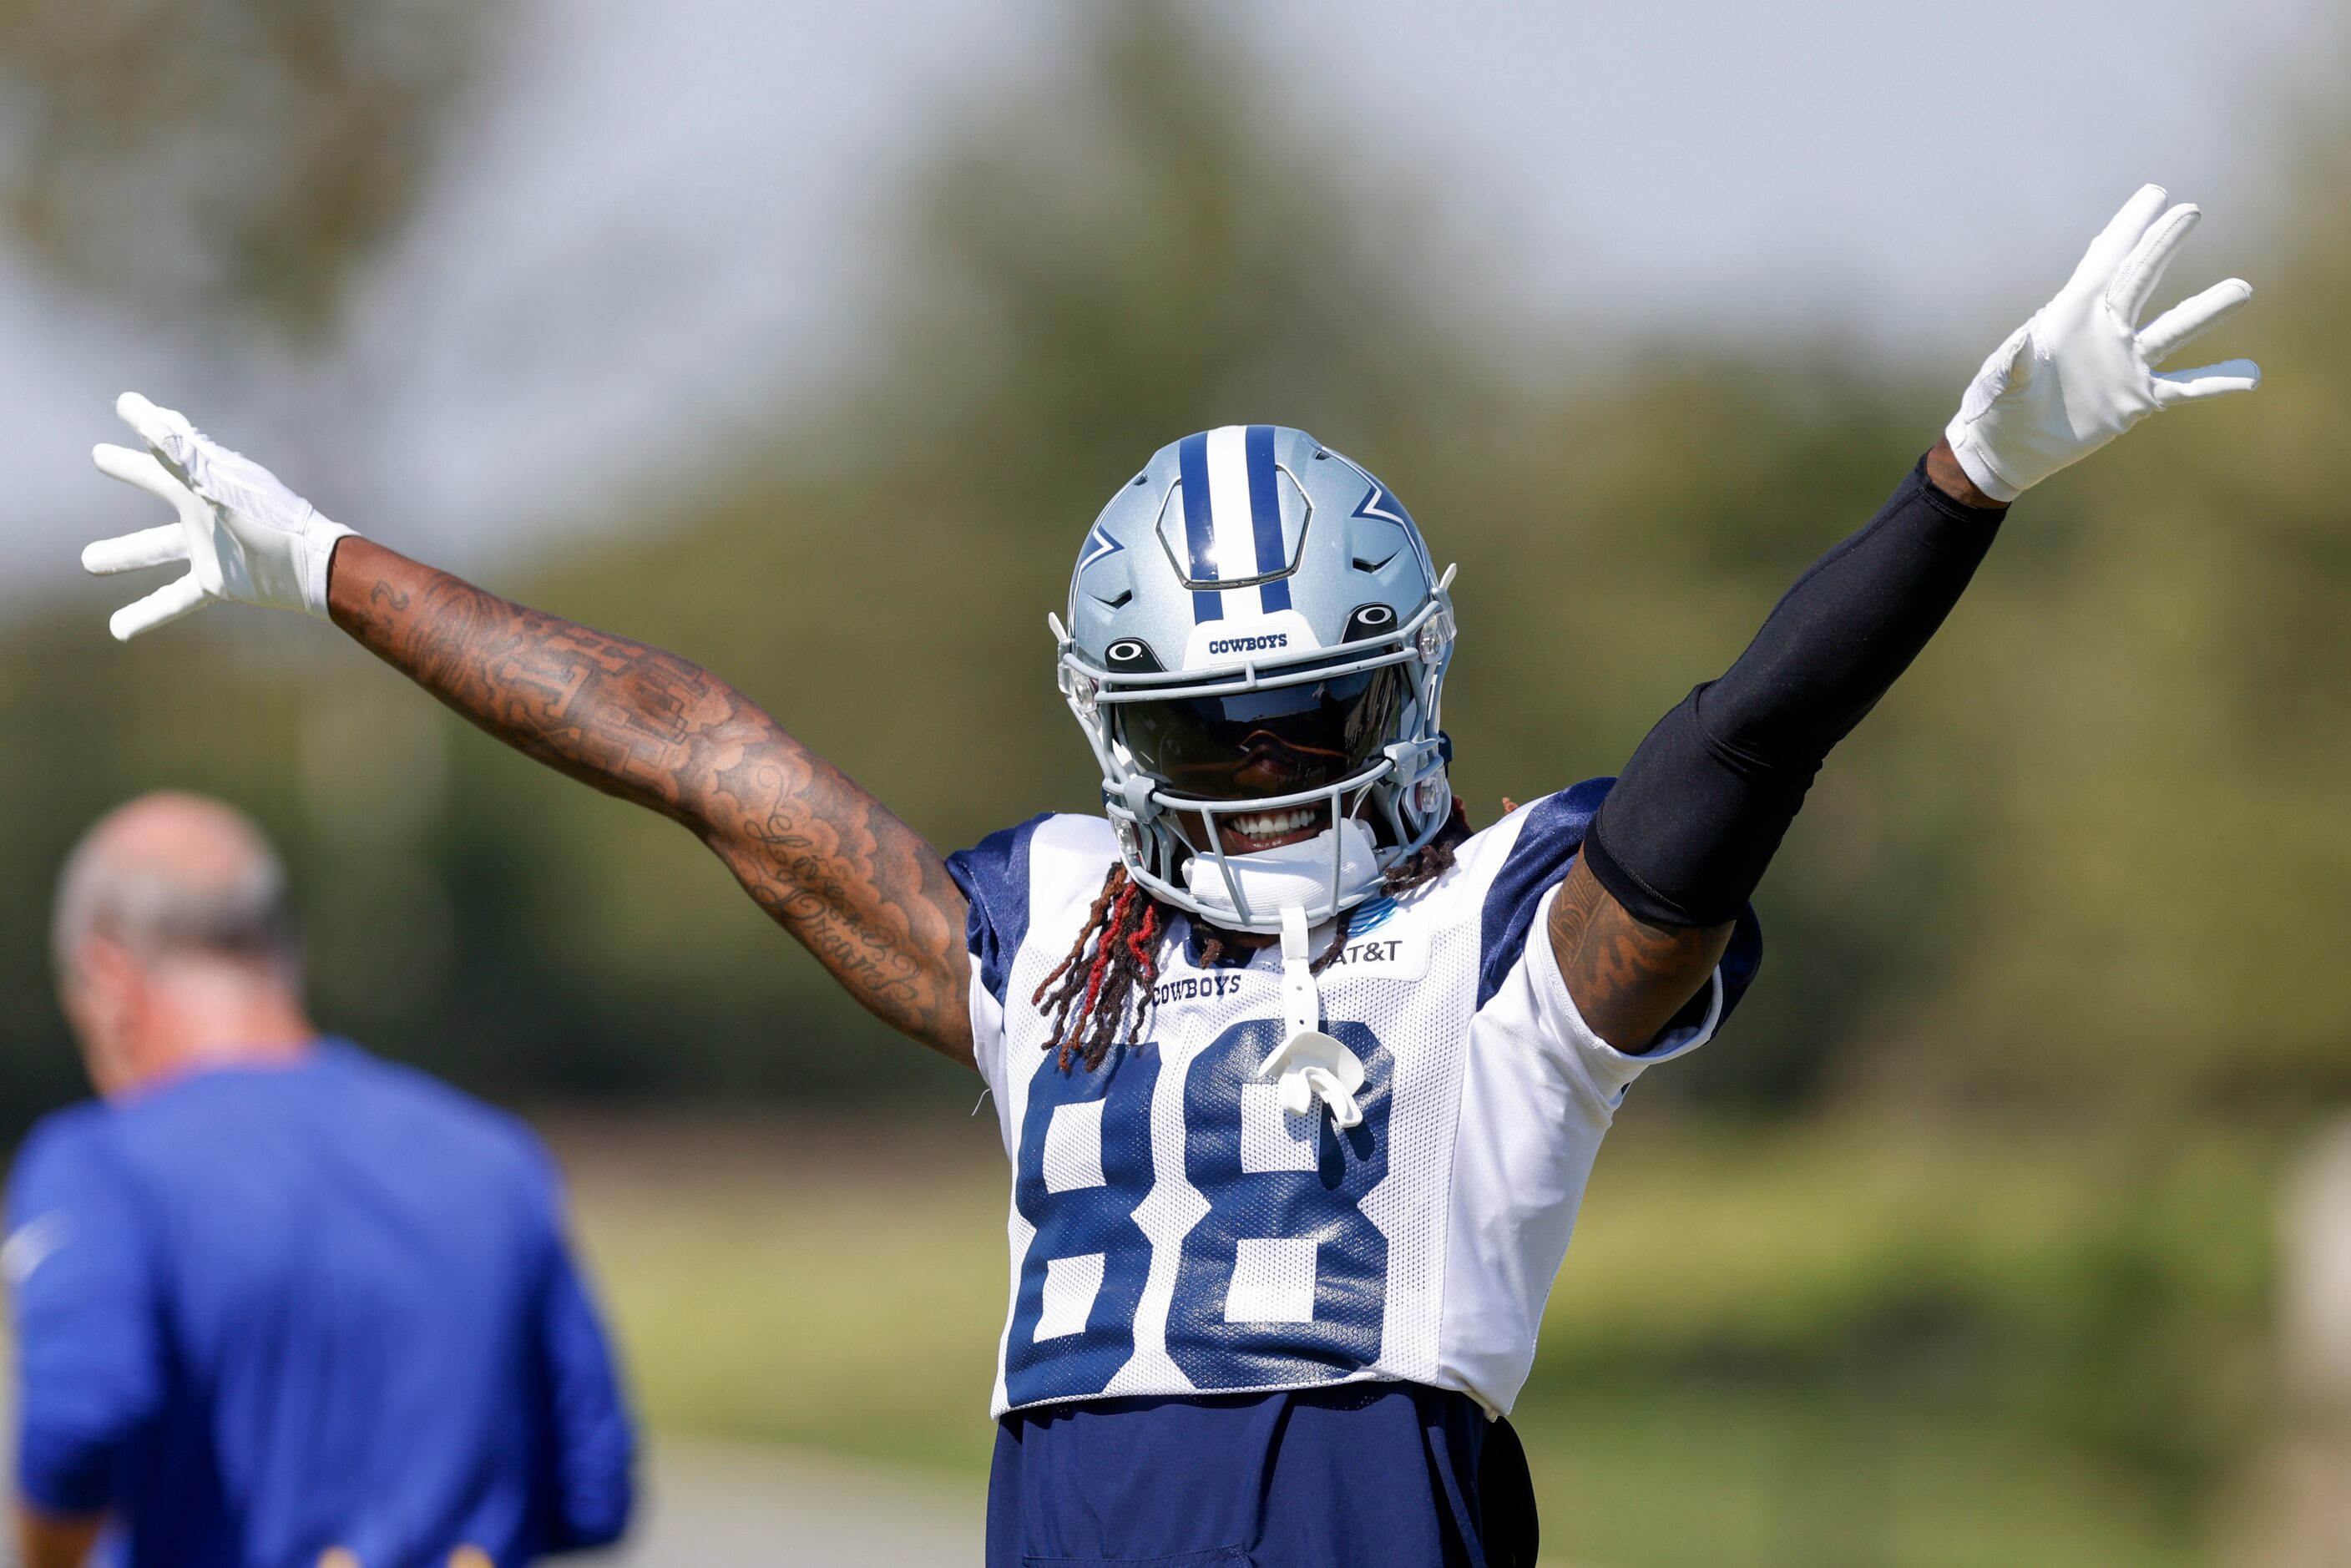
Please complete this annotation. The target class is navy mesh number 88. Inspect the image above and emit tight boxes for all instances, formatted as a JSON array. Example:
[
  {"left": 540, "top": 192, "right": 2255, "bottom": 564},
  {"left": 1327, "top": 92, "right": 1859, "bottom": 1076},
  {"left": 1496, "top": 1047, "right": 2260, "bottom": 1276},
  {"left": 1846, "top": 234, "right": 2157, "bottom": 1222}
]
[
  {"left": 1002, "top": 1021, "right": 1389, "bottom": 1409},
  {"left": 1168, "top": 1019, "right": 1388, "bottom": 1387},
  {"left": 1003, "top": 1046, "right": 1159, "bottom": 1406}
]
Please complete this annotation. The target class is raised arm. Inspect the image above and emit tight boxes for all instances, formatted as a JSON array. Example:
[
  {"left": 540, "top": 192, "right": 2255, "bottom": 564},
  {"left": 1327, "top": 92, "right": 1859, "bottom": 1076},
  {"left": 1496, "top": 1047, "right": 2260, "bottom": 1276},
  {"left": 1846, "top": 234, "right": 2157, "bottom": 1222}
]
[
  {"left": 81, "top": 398, "right": 974, "bottom": 1065},
  {"left": 1552, "top": 185, "right": 2258, "bottom": 1050},
  {"left": 1547, "top": 440, "right": 1997, "bottom": 1050},
  {"left": 328, "top": 540, "right": 973, "bottom": 1062}
]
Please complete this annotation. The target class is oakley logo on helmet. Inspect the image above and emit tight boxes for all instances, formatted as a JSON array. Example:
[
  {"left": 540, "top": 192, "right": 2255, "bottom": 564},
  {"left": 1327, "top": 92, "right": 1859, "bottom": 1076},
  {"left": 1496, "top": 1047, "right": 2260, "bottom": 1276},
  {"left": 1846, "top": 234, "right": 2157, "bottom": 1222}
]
[{"left": 1105, "top": 639, "right": 1163, "bottom": 673}]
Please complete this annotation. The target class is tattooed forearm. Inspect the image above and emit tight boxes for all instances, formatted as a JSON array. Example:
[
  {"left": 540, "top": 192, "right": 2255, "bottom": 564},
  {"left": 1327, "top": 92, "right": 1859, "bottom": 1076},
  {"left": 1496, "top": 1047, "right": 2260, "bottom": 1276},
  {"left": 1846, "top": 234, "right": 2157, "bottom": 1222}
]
[
  {"left": 326, "top": 538, "right": 974, "bottom": 1066},
  {"left": 1547, "top": 856, "right": 1732, "bottom": 1053}
]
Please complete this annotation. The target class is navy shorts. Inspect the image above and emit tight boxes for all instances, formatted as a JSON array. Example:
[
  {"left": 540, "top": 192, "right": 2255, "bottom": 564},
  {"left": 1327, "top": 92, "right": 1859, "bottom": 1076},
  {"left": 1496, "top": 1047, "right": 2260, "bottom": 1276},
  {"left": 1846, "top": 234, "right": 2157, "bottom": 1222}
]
[{"left": 987, "top": 1381, "right": 1537, "bottom": 1566}]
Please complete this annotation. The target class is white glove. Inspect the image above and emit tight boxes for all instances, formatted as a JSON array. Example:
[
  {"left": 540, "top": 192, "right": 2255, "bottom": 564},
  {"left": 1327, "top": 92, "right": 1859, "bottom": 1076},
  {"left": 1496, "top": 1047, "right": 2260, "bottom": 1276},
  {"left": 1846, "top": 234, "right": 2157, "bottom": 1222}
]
[
  {"left": 1945, "top": 184, "right": 2260, "bottom": 503},
  {"left": 83, "top": 393, "right": 355, "bottom": 641}
]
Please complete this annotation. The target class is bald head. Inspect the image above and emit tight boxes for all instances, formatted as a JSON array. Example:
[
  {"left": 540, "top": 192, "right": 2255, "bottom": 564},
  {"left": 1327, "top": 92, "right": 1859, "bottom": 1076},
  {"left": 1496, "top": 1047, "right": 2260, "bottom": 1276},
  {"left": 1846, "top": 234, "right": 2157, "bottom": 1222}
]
[{"left": 53, "top": 792, "right": 298, "bottom": 983}]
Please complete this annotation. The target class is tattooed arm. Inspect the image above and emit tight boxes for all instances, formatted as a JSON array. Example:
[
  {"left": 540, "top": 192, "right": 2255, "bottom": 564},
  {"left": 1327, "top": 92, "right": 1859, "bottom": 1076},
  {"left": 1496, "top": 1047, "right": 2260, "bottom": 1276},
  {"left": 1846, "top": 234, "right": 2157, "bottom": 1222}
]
[
  {"left": 326, "top": 538, "right": 976, "bottom": 1067},
  {"left": 1547, "top": 858, "right": 1732, "bottom": 1052}
]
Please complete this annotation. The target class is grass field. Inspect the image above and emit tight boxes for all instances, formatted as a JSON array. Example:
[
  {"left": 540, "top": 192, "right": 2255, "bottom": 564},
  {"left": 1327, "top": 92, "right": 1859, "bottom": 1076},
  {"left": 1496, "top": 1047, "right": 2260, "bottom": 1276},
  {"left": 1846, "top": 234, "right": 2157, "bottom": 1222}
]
[{"left": 556, "top": 1111, "right": 2284, "bottom": 1568}]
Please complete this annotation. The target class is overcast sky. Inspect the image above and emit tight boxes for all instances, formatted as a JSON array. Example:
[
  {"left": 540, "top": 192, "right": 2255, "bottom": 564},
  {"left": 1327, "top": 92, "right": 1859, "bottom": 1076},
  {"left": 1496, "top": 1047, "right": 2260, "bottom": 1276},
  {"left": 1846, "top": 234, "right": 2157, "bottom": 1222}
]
[{"left": 2, "top": 0, "right": 2334, "bottom": 609}]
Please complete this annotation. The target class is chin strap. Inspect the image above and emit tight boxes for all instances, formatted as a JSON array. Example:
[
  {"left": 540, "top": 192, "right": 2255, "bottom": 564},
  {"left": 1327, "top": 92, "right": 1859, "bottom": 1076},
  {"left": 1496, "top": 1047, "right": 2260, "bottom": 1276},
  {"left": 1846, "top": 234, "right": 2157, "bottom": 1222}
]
[{"left": 1259, "top": 906, "right": 1367, "bottom": 1129}]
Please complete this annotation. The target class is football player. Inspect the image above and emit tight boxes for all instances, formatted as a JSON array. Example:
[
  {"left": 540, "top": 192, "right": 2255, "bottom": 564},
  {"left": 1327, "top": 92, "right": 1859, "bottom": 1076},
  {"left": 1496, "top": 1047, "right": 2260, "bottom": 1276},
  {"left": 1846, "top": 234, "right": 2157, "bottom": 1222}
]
[{"left": 80, "top": 186, "right": 2257, "bottom": 1566}]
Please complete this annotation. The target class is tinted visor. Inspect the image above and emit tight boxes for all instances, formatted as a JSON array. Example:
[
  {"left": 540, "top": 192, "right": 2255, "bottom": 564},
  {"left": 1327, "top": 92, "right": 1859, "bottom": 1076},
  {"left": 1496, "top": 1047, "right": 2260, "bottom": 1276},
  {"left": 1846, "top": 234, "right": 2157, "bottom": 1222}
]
[{"left": 1116, "top": 664, "right": 1407, "bottom": 802}]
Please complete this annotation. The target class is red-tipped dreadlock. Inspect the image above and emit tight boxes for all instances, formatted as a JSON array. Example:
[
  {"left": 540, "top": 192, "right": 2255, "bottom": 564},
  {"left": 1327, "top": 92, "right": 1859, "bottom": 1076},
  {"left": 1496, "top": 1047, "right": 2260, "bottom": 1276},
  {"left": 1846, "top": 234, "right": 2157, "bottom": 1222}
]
[
  {"left": 1034, "top": 802, "right": 1472, "bottom": 1073},
  {"left": 1031, "top": 866, "right": 1154, "bottom": 1072}
]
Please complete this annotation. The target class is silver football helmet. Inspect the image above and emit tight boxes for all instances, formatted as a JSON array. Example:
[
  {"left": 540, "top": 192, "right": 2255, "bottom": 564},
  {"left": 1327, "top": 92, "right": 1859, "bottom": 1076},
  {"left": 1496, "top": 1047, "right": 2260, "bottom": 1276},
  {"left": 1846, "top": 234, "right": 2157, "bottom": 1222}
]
[{"left": 1051, "top": 424, "right": 1456, "bottom": 933}]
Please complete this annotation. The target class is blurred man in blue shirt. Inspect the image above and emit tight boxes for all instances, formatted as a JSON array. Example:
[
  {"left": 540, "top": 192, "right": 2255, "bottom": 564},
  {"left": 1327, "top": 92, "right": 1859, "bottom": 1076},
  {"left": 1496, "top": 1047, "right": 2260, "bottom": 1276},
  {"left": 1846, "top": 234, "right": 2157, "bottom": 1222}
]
[{"left": 7, "top": 792, "right": 635, "bottom": 1567}]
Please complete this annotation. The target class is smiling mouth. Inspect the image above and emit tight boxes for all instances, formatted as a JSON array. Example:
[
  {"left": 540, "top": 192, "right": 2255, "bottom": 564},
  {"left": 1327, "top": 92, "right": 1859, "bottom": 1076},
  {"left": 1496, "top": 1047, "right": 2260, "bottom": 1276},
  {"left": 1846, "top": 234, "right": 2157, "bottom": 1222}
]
[{"left": 1211, "top": 804, "right": 1328, "bottom": 853}]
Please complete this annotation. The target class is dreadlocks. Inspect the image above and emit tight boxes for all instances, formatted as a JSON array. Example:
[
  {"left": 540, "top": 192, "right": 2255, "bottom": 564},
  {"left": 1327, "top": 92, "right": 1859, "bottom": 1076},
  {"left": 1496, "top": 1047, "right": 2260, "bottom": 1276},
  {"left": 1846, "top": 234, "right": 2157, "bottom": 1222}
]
[
  {"left": 1034, "top": 802, "right": 1472, "bottom": 1073},
  {"left": 1029, "top": 866, "right": 1163, "bottom": 1073}
]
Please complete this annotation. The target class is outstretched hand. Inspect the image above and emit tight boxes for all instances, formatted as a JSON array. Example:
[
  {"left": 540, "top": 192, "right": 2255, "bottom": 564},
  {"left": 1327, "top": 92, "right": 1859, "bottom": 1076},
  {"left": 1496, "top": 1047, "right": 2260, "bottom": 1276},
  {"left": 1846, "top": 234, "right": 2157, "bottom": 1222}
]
[
  {"left": 1944, "top": 184, "right": 2259, "bottom": 503},
  {"left": 84, "top": 394, "right": 354, "bottom": 641}
]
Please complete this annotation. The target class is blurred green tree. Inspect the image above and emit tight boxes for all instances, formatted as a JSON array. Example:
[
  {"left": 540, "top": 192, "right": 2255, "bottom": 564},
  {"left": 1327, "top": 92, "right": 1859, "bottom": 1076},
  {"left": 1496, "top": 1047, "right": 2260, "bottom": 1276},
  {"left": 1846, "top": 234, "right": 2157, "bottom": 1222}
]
[
  {"left": 445, "top": 2, "right": 1967, "bottom": 1107},
  {"left": 1880, "top": 111, "right": 2351, "bottom": 1109},
  {"left": 0, "top": 2, "right": 2338, "bottom": 1125},
  {"left": 0, "top": 0, "right": 506, "bottom": 341}
]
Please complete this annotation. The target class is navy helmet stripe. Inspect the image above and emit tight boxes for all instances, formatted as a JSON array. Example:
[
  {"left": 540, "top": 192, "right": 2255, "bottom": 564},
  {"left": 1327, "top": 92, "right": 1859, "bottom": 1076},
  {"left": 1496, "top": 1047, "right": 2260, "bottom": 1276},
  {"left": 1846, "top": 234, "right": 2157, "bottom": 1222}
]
[
  {"left": 1178, "top": 432, "right": 1222, "bottom": 622},
  {"left": 1245, "top": 424, "right": 1292, "bottom": 613},
  {"left": 1178, "top": 433, "right": 1218, "bottom": 584}
]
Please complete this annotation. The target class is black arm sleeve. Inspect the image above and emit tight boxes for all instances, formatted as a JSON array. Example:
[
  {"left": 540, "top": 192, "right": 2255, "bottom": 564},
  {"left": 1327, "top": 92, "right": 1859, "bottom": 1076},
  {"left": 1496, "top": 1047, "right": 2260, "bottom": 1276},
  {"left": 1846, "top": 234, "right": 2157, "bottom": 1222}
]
[{"left": 1582, "top": 454, "right": 2005, "bottom": 928}]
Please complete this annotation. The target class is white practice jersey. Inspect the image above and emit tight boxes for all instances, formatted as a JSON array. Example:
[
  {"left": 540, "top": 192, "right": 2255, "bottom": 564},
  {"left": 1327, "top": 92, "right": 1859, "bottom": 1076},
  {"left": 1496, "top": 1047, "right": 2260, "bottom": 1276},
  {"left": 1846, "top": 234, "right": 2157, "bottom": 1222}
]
[{"left": 946, "top": 781, "right": 1760, "bottom": 1419}]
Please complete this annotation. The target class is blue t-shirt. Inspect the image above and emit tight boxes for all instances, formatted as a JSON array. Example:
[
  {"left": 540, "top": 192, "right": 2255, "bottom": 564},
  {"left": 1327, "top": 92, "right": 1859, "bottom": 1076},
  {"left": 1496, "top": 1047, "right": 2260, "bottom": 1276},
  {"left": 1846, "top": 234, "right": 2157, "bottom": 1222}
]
[{"left": 4, "top": 1043, "right": 633, "bottom": 1566}]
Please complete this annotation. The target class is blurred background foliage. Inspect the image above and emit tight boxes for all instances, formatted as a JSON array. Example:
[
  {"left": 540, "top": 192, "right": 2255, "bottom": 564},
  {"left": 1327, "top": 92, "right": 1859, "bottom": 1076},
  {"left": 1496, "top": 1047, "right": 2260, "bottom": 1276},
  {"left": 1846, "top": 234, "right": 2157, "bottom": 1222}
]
[
  {"left": 0, "top": 0, "right": 508, "bottom": 343},
  {"left": 564, "top": 1111, "right": 2282, "bottom": 1568},
  {"left": 0, "top": 4, "right": 2344, "bottom": 1562},
  {"left": 0, "top": 4, "right": 2333, "bottom": 1120}
]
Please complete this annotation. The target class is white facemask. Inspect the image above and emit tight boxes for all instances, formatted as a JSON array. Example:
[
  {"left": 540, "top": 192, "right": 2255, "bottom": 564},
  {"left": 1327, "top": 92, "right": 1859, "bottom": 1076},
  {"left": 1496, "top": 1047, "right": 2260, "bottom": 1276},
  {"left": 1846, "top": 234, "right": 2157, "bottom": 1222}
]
[{"left": 1181, "top": 818, "right": 1382, "bottom": 927}]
